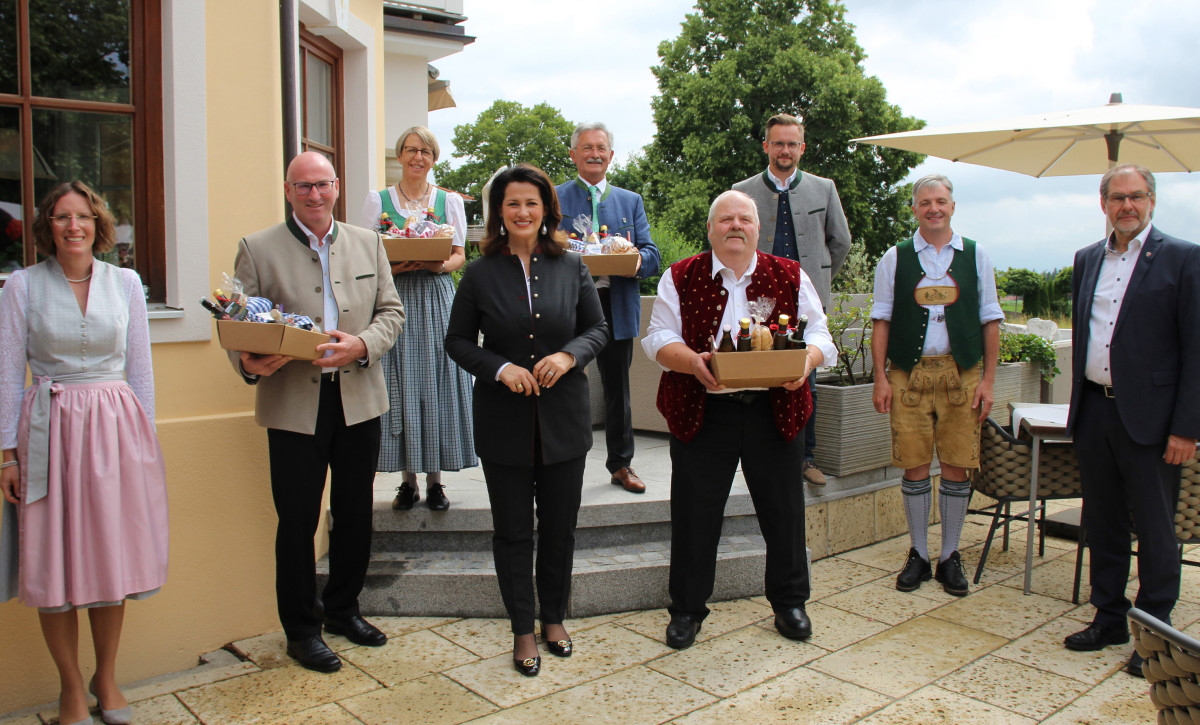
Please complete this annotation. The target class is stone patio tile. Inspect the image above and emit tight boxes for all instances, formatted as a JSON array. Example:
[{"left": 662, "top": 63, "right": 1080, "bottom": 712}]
[
  {"left": 0, "top": 716, "right": 39, "bottom": 725},
  {"left": 175, "top": 662, "right": 379, "bottom": 724},
  {"left": 808, "top": 616, "right": 1004, "bottom": 698},
  {"left": 820, "top": 581, "right": 947, "bottom": 626},
  {"left": 126, "top": 694, "right": 201, "bottom": 724},
  {"left": 937, "top": 655, "right": 1092, "bottom": 720},
  {"left": 617, "top": 599, "right": 772, "bottom": 646},
  {"left": 432, "top": 618, "right": 512, "bottom": 659},
  {"left": 808, "top": 556, "right": 891, "bottom": 599},
  {"left": 443, "top": 623, "right": 671, "bottom": 708},
  {"left": 856, "top": 685, "right": 1035, "bottom": 724},
  {"left": 338, "top": 674, "right": 497, "bottom": 725},
  {"left": 837, "top": 533, "right": 937, "bottom": 572},
  {"left": 754, "top": 601, "right": 889, "bottom": 652},
  {"left": 119, "top": 649, "right": 259, "bottom": 705},
  {"left": 960, "top": 533, "right": 1069, "bottom": 579},
  {"left": 927, "top": 582, "right": 1076, "bottom": 639},
  {"left": 467, "top": 667, "right": 714, "bottom": 725},
  {"left": 668, "top": 660, "right": 889, "bottom": 724},
  {"left": 1041, "top": 668, "right": 1157, "bottom": 724},
  {"left": 997, "top": 555, "right": 1090, "bottom": 603},
  {"left": 340, "top": 629, "right": 479, "bottom": 686},
  {"left": 353, "top": 616, "right": 459, "bottom": 642},
  {"left": 266, "top": 702, "right": 361, "bottom": 724},
  {"left": 230, "top": 631, "right": 295, "bottom": 669},
  {"left": 647, "top": 622, "right": 822, "bottom": 698},
  {"left": 991, "top": 616, "right": 1130, "bottom": 685}
]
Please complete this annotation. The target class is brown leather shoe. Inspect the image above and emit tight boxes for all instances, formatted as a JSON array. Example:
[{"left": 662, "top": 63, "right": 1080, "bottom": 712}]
[{"left": 611, "top": 466, "right": 646, "bottom": 494}]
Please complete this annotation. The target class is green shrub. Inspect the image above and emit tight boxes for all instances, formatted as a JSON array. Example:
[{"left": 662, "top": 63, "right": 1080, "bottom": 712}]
[
  {"left": 640, "top": 224, "right": 703, "bottom": 296},
  {"left": 999, "top": 329, "right": 1060, "bottom": 382}
]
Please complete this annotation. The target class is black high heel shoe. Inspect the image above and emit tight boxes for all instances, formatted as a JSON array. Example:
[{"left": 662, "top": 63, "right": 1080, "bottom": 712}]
[
  {"left": 513, "top": 654, "right": 541, "bottom": 677},
  {"left": 543, "top": 634, "right": 573, "bottom": 657}
]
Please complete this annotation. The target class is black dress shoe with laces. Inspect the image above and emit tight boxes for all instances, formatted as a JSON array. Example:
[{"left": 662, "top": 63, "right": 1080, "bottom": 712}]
[
  {"left": 324, "top": 615, "right": 387, "bottom": 647},
  {"left": 896, "top": 547, "right": 932, "bottom": 592},
  {"left": 935, "top": 551, "right": 970, "bottom": 597},
  {"left": 1064, "top": 622, "right": 1130, "bottom": 651},
  {"left": 513, "top": 655, "right": 541, "bottom": 677},
  {"left": 774, "top": 606, "right": 813, "bottom": 640},
  {"left": 666, "top": 614, "right": 701, "bottom": 649},
  {"left": 426, "top": 483, "right": 450, "bottom": 511},
  {"left": 392, "top": 482, "right": 419, "bottom": 510},
  {"left": 286, "top": 635, "right": 342, "bottom": 672}
]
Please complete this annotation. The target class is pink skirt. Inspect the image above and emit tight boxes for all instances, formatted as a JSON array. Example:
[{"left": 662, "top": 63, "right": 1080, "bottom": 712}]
[{"left": 15, "top": 380, "right": 168, "bottom": 609}]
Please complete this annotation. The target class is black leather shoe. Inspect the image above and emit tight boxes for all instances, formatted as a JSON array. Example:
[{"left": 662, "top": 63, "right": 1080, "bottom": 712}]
[
  {"left": 896, "top": 548, "right": 932, "bottom": 592},
  {"left": 324, "top": 615, "right": 387, "bottom": 647},
  {"left": 666, "top": 614, "right": 701, "bottom": 649},
  {"left": 1127, "top": 650, "right": 1144, "bottom": 678},
  {"left": 1063, "top": 622, "right": 1130, "bottom": 651},
  {"left": 935, "top": 551, "right": 970, "bottom": 597},
  {"left": 426, "top": 483, "right": 450, "bottom": 511},
  {"left": 774, "top": 606, "right": 813, "bottom": 641},
  {"left": 542, "top": 629, "right": 573, "bottom": 657},
  {"left": 286, "top": 635, "right": 342, "bottom": 672},
  {"left": 513, "top": 655, "right": 541, "bottom": 677},
  {"left": 392, "top": 482, "right": 419, "bottom": 510}
]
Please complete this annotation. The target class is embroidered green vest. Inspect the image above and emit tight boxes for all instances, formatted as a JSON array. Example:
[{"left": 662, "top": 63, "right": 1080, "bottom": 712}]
[
  {"left": 377, "top": 186, "right": 448, "bottom": 225},
  {"left": 887, "top": 238, "right": 982, "bottom": 373}
]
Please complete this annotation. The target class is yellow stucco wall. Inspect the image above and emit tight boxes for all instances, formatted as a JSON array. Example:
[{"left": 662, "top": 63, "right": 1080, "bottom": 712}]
[{"left": 0, "top": 1, "right": 387, "bottom": 713}]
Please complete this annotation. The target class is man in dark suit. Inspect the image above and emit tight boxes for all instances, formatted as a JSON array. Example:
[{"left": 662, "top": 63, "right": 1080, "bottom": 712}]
[
  {"left": 230, "top": 152, "right": 404, "bottom": 673},
  {"left": 732, "top": 113, "right": 852, "bottom": 487},
  {"left": 556, "top": 122, "right": 660, "bottom": 494},
  {"left": 1063, "top": 163, "right": 1200, "bottom": 678}
]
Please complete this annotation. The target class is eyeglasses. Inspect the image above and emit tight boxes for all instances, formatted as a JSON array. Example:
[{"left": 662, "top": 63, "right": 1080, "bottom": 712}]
[
  {"left": 401, "top": 146, "right": 434, "bottom": 159},
  {"left": 50, "top": 214, "right": 97, "bottom": 227},
  {"left": 1105, "top": 192, "right": 1152, "bottom": 205},
  {"left": 289, "top": 180, "right": 337, "bottom": 196},
  {"left": 576, "top": 144, "right": 610, "bottom": 154},
  {"left": 768, "top": 141, "right": 803, "bottom": 151}
]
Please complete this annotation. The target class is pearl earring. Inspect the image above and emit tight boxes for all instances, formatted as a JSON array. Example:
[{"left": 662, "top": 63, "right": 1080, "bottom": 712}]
[
  {"left": 500, "top": 225, "right": 507, "bottom": 236},
  {"left": 541, "top": 223, "right": 547, "bottom": 235}
]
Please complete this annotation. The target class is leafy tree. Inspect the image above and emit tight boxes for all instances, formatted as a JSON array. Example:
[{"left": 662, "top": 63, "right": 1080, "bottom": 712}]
[
  {"left": 639, "top": 0, "right": 925, "bottom": 258},
  {"left": 434, "top": 100, "right": 576, "bottom": 223},
  {"left": 998, "top": 268, "right": 1043, "bottom": 298}
]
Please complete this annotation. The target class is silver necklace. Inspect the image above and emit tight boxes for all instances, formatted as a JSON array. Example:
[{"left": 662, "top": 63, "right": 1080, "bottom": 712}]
[{"left": 65, "top": 271, "right": 92, "bottom": 283}]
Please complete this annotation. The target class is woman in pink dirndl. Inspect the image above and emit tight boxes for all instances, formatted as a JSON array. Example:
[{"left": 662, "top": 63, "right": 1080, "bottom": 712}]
[{"left": 0, "top": 181, "right": 168, "bottom": 725}]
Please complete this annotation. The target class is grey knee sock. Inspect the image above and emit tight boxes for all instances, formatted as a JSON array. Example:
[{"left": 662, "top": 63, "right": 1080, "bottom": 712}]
[
  {"left": 901, "top": 477, "right": 933, "bottom": 561},
  {"left": 939, "top": 477, "right": 972, "bottom": 561}
]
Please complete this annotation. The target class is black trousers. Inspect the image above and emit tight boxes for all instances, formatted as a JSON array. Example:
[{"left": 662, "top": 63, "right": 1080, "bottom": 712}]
[
  {"left": 482, "top": 449, "right": 586, "bottom": 635},
  {"left": 804, "top": 371, "right": 817, "bottom": 458},
  {"left": 1074, "top": 385, "right": 1182, "bottom": 627},
  {"left": 266, "top": 377, "right": 380, "bottom": 639},
  {"left": 669, "top": 393, "right": 809, "bottom": 619},
  {"left": 596, "top": 288, "right": 635, "bottom": 473}
]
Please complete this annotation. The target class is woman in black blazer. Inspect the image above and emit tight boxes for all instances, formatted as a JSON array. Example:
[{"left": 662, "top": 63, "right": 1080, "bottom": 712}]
[{"left": 445, "top": 164, "right": 607, "bottom": 676}]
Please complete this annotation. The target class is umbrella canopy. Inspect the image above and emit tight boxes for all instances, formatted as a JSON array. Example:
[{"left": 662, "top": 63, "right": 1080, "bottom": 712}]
[{"left": 853, "top": 95, "right": 1200, "bottom": 177}]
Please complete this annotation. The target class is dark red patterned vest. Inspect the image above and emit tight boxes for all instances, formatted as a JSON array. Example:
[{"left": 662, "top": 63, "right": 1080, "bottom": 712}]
[{"left": 656, "top": 251, "right": 813, "bottom": 443}]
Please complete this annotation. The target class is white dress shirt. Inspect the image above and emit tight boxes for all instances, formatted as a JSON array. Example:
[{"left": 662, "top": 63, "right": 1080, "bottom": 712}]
[
  {"left": 767, "top": 168, "right": 797, "bottom": 192},
  {"left": 870, "top": 231, "right": 1004, "bottom": 357},
  {"left": 1084, "top": 225, "right": 1152, "bottom": 385},
  {"left": 641, "top": 252, "right": 837, "bottom": 391},
  {"left": 292, "top": 214, "right": 338, "bottom": 337}
]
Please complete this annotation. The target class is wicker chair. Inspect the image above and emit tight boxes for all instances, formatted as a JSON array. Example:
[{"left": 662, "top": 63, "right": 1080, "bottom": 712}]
[
  {"left": 1129, "top": 608, "right": 1200, "bottom": 724},
  {"left": 969, "top": 417, "right": 1083, "bottom": 584}
]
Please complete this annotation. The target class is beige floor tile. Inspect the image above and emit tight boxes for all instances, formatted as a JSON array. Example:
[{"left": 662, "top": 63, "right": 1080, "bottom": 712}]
[
  {"left": 567, "top": 610, "right": 634, "bottom": 632},
  {"left": 808, "top": 616, "right": 1004, "bottom": 698},
  {"left": 0, "top": 716, "right": 39, "bottom": 725},
  {"left": 266, "top": 702, "right": 361, "bottom": 724},
  {"left": 668, "top": 665, "right": 889, "bottom": 724},
  {"left": 467, "top": 666, "right": 714, "bottom": 725},
  {"left": 230, "top": 631, "right": 294, "bottom": 668},
  {"left": 1172, "top": 599, "right": 1200, "bottom": 629},
  {"left": 647, "top": 621, "right": 822, "bottom": 698},
  {"left": 128, "top": 694, "right": 201, "bottom": 724},
  {"left": 1179, "top": 566, "right": 1200, "bottom": 605},
  {"left": 1041, "top": 669, "right": 1157, "bottom": 724},
  {"left": 998, "top": 554, "right": 1089, "bottom": 603},
  {"left": 755, "top": 602, "right": 889, "bottom": 652},
  {"left": 121, "top": 652, "right": 261, "bottom": 704},
  {"left": 809, "top": 556, "right": 891, "bottom": 599},
  {"left": 837, "top": 534, "right": 925, "bottom": 571},
  {"left": 443, "top": 622, "right": 671, "bottom": 708},
  {"left": 175, "top": 663, "right": 380, "bottom": 725},
  {"left": 992, "top": 617, "right": 1130, "bottom": 685},
  {"left": 820, "top": 581, "right": 947, "bottom": 626},
  {"left": 928, "top": 583, "right": 1076, "bottom": 639},
  {"left": 961, "top": 532, "right": 1069, "bottom": 578},
  {"left": 937, "top": 655, "right": 1092, "bottom": 719},
  {"left": 340, "top": 629, "right": 479, "bottom": 686},
  {"left": 856, "top": 685, "right": 1034, "bottom": 724},
  {"left": 338, "top": 674, "right": 497, "bottom": 725},
  {"left": 432, "top": 618, "right": 513, "bottom": 659},
  {"left": 617, "top": 599, "right": 772, "bottom": 646},
  {"left": 351, "top": 616, "right": 459, "bottom": 642}
]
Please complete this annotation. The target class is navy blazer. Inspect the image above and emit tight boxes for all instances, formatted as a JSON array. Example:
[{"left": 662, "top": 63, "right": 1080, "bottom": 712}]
[
  {"left": 555, "top": 179, "right": 660, "bottom": 340},
  {"left": 1067, "top": 226, "right": 1200, "bottom": 445},
  {"left": 445, "top": 247, "right": 608, "bottom": 467}
]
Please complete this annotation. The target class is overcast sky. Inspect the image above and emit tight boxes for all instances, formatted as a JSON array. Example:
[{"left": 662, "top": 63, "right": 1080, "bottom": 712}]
[{"left": 428, "top": 0, "right": 1200, "bottom": 272}]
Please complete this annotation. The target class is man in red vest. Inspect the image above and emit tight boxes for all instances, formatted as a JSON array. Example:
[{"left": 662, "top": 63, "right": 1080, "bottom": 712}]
[{"left": 642, "top": 190, "right": 837, "bottom": 649}]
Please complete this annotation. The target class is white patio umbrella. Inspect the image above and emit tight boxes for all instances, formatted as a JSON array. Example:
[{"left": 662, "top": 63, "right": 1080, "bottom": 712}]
[{"left": 853, "top": 93, "right": 1200, "bottom": 177}]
